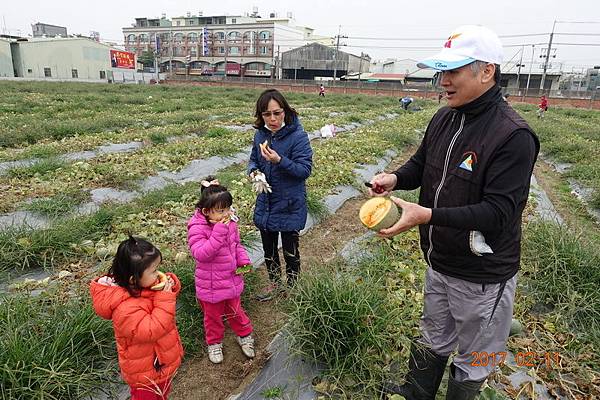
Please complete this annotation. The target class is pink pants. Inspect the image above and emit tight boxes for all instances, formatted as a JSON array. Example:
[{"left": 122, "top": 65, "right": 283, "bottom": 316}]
[
  {"left": 130, "top": 380, "right": 171, "bottom": 400},
  {"left": 200, "top": 297, "right": 253, "bottom": 345}
]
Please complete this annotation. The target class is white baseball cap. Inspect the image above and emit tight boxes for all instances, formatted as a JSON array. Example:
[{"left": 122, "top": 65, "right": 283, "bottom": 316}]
[{"left": 417, "top": 25, "right": 503, "bottom": 71}]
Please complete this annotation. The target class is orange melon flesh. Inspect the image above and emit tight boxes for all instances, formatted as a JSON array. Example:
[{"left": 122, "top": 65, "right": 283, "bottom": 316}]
[
  {"left": 359, "top": 197, "right": 399, "bottom": 231},
  {"left": 259, "top": 140, "right": 269, "bottom": 151},
  {"left": 150, "top": 271, "right": 167, "bottom": 291}
]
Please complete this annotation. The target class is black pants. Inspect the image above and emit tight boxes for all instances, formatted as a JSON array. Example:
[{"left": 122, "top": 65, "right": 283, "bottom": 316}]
[{"left": 259, "top": 229, "right": 300, "bottom": 286}]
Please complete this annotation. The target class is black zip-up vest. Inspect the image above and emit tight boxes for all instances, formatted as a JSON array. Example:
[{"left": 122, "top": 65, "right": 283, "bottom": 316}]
[{"left": 417, "top": 86, "right": 539, "bottom": 283}]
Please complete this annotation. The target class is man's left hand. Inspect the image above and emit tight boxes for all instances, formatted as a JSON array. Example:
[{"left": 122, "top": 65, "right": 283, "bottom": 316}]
[
  {"left": 378, "top": 196, "right": 432, "bottom": 238},
  {"left": 260, "top": 145, "right": 281, "bottom": 163}
]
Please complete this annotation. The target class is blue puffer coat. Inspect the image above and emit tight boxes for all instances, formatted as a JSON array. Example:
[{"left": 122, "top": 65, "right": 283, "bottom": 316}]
[{"left": 247, "top": 117, "right": 313, "bottom": 232}]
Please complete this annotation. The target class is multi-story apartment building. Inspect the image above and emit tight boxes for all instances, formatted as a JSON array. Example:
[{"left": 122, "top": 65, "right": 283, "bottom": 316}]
[
  {"left": 123, "top": 12, "right": 330, "bottom": 78},
  {"left": 32, "top": 22, "right": 68, "bottom": 38}
]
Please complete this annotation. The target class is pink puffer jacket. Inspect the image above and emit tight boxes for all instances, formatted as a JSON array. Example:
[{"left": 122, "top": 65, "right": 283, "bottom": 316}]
[{"left": 187, "top": 211, "right": 251, "bottom": 303}]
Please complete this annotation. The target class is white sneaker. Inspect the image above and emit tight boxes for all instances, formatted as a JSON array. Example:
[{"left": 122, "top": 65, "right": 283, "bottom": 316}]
[
  {"left": 207, "top": 343, "right": 223, "bottom": 364},
  {"left": 237, "top": 335, "right": 255, "bottom": 358}
]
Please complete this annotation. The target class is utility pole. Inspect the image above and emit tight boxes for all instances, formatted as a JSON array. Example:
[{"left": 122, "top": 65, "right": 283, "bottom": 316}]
[
  {"left": 169, "top": 26, "right": 173, "bottom": 75},
  {"left": 540, "top": 20, "right": 556, "bottom": 92},
  {"left": 276, "top": 45, "right": 280, "bottom": 79},
  {"left": 332, "top": 25, "right": 341, "bottom": 81},
  {"left": 515, "top": 46, "right": 524, "bottom": 94},
  {"left": 525, "top": 45, "right": 535, "bottom": 97},
  {"left": 358, "top": 52, "right": 363, "bottom": 82},
  {"left": 223, "top": 28, "right": 228, "bottom": 81}
]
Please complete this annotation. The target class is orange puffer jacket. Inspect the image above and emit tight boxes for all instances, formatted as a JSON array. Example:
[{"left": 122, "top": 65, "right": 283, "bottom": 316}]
[{"left": 90, "top": 273, "right": 184, "bottom": 388}]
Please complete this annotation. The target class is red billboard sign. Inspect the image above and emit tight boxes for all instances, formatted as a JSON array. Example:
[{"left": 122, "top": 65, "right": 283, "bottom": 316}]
[{"left": 110, "top": 50, "right": 135, "bottom": 69}]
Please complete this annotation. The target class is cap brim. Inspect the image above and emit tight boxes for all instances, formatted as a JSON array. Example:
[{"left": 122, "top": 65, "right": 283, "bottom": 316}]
[{"left": 417, "top": 57, "right": 475, "bottom": 71}]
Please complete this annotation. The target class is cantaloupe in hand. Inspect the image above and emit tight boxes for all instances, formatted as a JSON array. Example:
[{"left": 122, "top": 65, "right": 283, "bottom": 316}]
[
  {"left": 259, "top": 140, "right": 269, "bottom": 151},
  {"left": 150, "top": 271, "right": 168, "bottom": 291},
  {"left": 359, "top": 197, "right": 399, "bottom": 231}
]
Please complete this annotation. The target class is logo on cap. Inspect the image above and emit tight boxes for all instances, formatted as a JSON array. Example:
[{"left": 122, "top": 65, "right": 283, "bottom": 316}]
[{"left": 444, "top": 33, "right": 462, "bottom": 49}]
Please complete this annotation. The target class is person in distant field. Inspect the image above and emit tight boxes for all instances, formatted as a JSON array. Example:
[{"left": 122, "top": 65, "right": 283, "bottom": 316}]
[
  {"left": 319, "top": 84, "right": 325, "bottom": 97},
  {"left": 376, "top": 25, "right": 539, "bottom": 400},
  {"left": 537, "top": 95, "right": 548, "bottom": 118},
  {"left": 438, "top": 91, "right": 444, "bottom": 104},
  {"left": 400, "top": 96, "right": 414, "bottom": 110}
]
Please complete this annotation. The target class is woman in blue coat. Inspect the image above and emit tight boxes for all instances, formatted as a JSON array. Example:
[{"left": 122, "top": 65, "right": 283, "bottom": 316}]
[{"left": 247, "top": 89, "right": 313, "bottom": 301}]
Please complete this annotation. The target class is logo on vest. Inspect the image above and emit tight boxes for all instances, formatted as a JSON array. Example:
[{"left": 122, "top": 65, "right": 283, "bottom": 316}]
[{"left": 459, "top": 151, "right": 477, "bottom": 172}]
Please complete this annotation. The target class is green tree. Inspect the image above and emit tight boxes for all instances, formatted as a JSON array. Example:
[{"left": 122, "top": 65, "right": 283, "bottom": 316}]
[{"left": 138, "top": 50, "right": 155, "bottom": 68}]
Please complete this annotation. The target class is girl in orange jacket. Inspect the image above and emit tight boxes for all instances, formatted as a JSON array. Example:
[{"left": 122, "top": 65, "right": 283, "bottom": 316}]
[{"left": 90, "top": 236, "right": 183, "bottom": 400}]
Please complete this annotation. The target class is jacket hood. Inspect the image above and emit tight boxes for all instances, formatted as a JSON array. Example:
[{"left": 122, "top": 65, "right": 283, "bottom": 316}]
[
  {"left": 90, "top": 277, "right": 132, "bottom": 320},
  {"left": 454, "top": 84, "right": 502, "bottom": 120},
  {"left": 188, "top": 210, "right": 209, "bottom": 229}
]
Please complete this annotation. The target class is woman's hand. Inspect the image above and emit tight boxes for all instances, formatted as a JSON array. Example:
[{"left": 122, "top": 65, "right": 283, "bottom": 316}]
[{"left": 260, "top": 145, "right": 281, "bottom": 164}]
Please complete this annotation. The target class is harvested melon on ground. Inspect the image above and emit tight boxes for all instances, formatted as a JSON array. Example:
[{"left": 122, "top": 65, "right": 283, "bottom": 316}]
[
  {"left": 150, "top": 271, "right": 168, "bottom": 291},
  {"left": 359, "top": 197, "right": 399, "bottom": 231}
]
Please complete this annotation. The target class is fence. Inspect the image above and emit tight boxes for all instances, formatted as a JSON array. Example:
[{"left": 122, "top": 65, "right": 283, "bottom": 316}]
[{"left": 166, "top": 75, "right": 600, "bottom": 110}]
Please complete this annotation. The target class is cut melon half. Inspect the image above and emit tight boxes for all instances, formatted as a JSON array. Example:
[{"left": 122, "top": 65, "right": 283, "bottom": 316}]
[
  {"left": 359, "top": 197, "right": 399, "bottom": 231},
  {"left": 150, "top": 271, "right": 168, "bottom": 291},
  {"left": 259, "top": 140, "right": 269, "bottom": 151}
]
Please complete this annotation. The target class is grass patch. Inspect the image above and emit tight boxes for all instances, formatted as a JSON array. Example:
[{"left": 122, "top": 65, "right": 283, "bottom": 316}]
[
  {"left": 0, "top": 208, "right": 116, "bottom": 274},
  {"left": 23, "top": 146, "right": 61, "bottom": 160},
  {"left": 7, "top": 158, "right": 66, "bottom": 179},
  {"left": 260, "top": 386, "right": 283, "bottom": 398},
  {"left": 285, "top": 230, "right": 425, "bottom": 397},
  {"left": 205, "top": 126, "right": 232, "bottom": 138},
  {"left": 22, "top": 191, "right": 89, "bottom": 217},
  {"left": 306, "top": 191, "right": 329, "bottom": 222},
  {"left": 0, "top": 291, "right": 116, "bottom": 399},
  {"left": 522, "top": 221, "right": 600, "bottom": 345},
  {"left": 148, "top": 131, "right": 169, "bottom": 144}
]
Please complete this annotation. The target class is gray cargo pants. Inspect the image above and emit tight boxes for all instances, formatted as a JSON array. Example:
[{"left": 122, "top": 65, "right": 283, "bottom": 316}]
[{"left": 418, "top": 267, "right": 517, "bottom": 382}]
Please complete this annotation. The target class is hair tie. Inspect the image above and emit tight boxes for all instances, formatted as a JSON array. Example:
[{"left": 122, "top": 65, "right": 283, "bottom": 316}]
[{"left": 201, "top": 179, "right": 220, "bottom": 188}]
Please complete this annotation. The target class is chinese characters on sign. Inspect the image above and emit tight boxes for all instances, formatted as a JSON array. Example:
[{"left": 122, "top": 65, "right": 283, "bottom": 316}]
[{"left": 110, "top": 50, "right": 135, "bottom": 69}]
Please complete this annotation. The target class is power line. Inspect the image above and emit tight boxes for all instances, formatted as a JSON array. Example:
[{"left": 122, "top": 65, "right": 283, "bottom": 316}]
[
  {"left": 339, "top": 33, "right": 550, "bottom": 41},
  {"left": 553, "top": 42, "right": 600, "bottom": 46},
  {"left": 556, "top": 32, "right": 600, "bottom": 36}
]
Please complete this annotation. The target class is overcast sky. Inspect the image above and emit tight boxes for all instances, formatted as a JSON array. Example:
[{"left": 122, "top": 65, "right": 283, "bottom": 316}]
[{"left": 3, "top": 0, "right": 600, "bottom": 72}]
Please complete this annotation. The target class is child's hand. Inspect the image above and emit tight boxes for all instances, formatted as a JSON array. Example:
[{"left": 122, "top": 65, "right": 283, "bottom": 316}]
[
  {"left": 221, "top": 209, "right": 233, "bottom": 224},
  {"left": 236, "top": 264, "right": 253, "bottom": 274},
  {"left": 162, "top": 276, "right": 175, "bottom": 292}
]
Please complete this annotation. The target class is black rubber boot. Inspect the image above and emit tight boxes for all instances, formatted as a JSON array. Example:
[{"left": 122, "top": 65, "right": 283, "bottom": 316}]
[
  {"left": 381, "top": 343, "right": 448, "bottom": 400},
  {"left": 445, "top": 364, "right": 485, "bottom": 400}
]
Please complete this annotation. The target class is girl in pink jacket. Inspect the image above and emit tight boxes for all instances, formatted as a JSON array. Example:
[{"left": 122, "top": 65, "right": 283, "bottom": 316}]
[{"left": 187, "top": 176, "right": 254, "bottom": 364}]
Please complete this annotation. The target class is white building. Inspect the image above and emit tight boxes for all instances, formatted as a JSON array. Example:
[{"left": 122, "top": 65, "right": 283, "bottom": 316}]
[
  {"left": 123, "top": 12, "right": 330, "bottom": 78},
  {"left": 0, "top": 38, "right": 14, "bottom": 77},
  {"left": 11, "top": 37, "right": 121, "bottom": 82}
]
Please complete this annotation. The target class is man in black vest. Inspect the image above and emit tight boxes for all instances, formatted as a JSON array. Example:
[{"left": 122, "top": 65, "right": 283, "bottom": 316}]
[{"left": 371, "top": 25, "right": 539, "bottom": 399}]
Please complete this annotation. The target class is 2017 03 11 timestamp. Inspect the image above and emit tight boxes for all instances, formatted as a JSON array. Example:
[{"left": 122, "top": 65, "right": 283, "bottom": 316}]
[{"left": 470, "top": 351, "right": 561, "bottom": 368}]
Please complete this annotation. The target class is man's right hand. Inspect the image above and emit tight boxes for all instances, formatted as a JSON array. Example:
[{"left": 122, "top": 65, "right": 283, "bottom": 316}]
[{"left": 368, "top": 173, "right": 397, "bottom": 196}]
